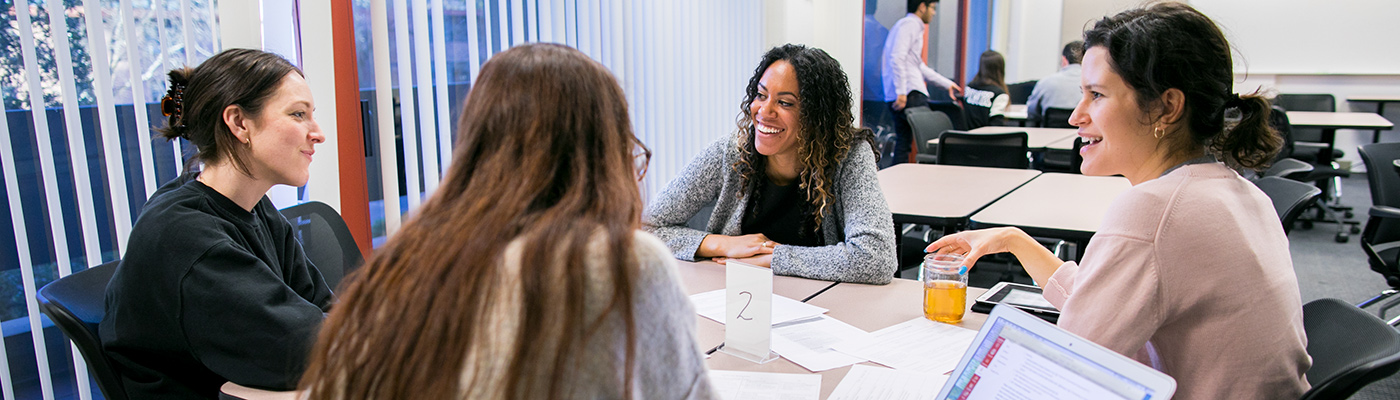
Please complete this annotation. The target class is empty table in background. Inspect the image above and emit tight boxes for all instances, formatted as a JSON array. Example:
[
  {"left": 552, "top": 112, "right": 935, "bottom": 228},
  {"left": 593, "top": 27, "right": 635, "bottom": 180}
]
[
  {"left": 969, "top": 173, "right": 1132, "bottom": 259},
  {"left": 1345, "top": 95, "right": 1400, "bottom": 143},
  {"left": 878, "top": 164, "right": 1042, "bottom": 234},
  {"left": 1286, "top": 111, "right": 1394, "bottom": 164},
  {"left": 1004, "top": 104, "right": 1029, "bottom": 126}
]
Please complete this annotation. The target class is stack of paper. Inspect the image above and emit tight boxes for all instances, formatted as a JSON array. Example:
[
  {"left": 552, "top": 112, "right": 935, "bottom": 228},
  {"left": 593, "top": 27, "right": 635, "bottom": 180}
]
[
  {"left": 708, "top": 370, "right": 820, "bottom": 400},
  {"left": 771, "top": 316, "right": 870, "bottom": 372},
  {"left": 831, "top": 318, "right": 977, "bottom": 375},
  {"left": 828, "top": 365, "right": 947, "bottom": 400}
]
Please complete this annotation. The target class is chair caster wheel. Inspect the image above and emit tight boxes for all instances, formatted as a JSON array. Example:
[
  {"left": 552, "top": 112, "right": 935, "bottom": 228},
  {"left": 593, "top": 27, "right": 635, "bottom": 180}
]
[
  {"left": 1346, "top": 211, "right": 1355, "bottom": 218},
  {"left": 1353, "top": 226, "right": 1362, "bottom": 234},
  {"left": 1336, "top": 233, "right": 1349, "bottom": 243}
]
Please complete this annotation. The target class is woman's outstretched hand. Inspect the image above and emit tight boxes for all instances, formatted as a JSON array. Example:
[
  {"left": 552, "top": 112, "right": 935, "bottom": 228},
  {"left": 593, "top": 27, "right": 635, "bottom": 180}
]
[
  {"left": 926, "top": 227, "right": 1064, "bottom": 285},
  {"left": 925, "top": 227, "right": 1026, "bottom": 269}
]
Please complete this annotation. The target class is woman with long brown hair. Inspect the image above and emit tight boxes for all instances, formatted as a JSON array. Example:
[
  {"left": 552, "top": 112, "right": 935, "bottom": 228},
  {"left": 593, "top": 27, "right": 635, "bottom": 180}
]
[
  {"left": 963, "top": 50, "right": 1010, "bottom": 129},
  {"left": 643, "top": 44, "right": 896, "bottom": 284},
  {"left": 299, "top": 43, "right": 714, "bottom": 399}
]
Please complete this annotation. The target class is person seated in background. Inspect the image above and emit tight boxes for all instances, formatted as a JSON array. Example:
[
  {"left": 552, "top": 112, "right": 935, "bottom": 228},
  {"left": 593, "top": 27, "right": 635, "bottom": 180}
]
[
  {"left": 926, "top": 3, "right": 1310, "bottom": 398},
  {"left": 298, "top": 43, "right": 715, "bottom": 399},
  {"left": 1027, "top": 40, "right": 1084, "bottom": 127},
  {"left": 643, "top": 44, "right": 897, "bottom": 285},
  {"left": 101, "top": 48, "right": 333, "bottom": 399},
  {"left": 962, "top": 50, "right": 1011, "bottom": 130}
]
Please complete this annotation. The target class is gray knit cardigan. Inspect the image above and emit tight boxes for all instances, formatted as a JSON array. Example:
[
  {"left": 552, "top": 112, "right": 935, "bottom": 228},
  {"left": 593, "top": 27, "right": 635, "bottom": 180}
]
[{"left": 642, "top": 135, "right": 897, "bottom": 284}]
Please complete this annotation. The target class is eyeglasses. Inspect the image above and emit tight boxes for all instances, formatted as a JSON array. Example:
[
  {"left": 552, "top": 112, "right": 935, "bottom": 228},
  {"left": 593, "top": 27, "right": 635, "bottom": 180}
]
[{"left": 633, "top": 139, "right": 652, "bottom": 181}]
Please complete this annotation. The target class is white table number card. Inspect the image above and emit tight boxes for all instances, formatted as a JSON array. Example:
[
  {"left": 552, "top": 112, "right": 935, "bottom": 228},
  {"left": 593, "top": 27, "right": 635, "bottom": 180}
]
[{"left": 721, "top": 260, "right": 779, "bottom": 364}]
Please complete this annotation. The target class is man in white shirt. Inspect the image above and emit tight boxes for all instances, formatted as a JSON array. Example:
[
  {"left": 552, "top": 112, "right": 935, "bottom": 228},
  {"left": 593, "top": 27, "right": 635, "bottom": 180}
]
[
  {"left": 882, "top": 0, "right": 960, "bottom": 165},
  {"left": 1027, "top": 41, "right": 1083, "bottom": 127}
]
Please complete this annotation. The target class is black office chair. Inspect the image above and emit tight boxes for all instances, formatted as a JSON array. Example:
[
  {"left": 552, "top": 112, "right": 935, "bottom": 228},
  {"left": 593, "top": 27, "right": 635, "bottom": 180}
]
[
  {"left": 936, "top": 130, "right": 1029, "bottom": 169},
  {"left": 36, "top": 261, "right": 129, "bottom": 400},
  {"left": 1251, "top": 176, "right": 1322, "bottom": 235},
  {"left": 1267, "top": 104, "right": 1358, "bottom": 242},
  {"left": 1356, "top": 142, "right": 1400, "bottom": 321},
  {"left": 1300, "top": 298, "right": 1400, "bottom": 400},
  {"left": 905, "top": 107, "right": 955, "bottom": 164},
  {"left": 1040, "top": 107, "right": 1074, "bottom": 128},
  {"left": 927, "top": 101, "right": 968, "bottom": 131},
  {"left": 1039, "top": 137, "right": 1084, "bottom": 174},
  {"left": 280, "top": 201, "right": 365, "bottom": 290},
  {"left": 1007, "top": 80, "right": 1036, "bottom": 105}
]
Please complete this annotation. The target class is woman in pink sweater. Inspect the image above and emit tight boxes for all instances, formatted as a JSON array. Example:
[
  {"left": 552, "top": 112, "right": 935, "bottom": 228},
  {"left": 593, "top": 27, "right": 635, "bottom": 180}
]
[{"left": 927, "top": 3, "right": 1310, "bottom": 399}]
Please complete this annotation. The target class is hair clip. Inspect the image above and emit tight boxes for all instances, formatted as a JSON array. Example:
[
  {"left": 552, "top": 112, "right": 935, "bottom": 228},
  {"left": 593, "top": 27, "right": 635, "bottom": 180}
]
[{"left": 161, "top": 82, "right": 187, "bottom": 128}]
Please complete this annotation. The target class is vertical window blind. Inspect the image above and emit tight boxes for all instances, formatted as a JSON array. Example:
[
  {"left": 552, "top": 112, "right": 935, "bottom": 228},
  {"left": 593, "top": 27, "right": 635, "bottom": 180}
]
[{"left": 366, "top": 0, "right": 762, "bottom": 239}]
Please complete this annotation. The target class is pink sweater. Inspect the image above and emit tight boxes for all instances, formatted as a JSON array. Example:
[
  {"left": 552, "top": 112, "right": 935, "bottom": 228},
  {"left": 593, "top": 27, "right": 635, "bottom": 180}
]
[{"left": 1042, "top": 163, "right": 1311, "bottom": 399}]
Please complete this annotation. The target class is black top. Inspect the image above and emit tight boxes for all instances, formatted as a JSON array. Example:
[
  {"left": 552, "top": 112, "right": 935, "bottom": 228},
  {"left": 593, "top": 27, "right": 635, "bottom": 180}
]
[
  {"left": 741, "top": 178, "right": 824, "bottom": 247},
  {"left": 100, "top": 173, "right": 333, "bottom": 399},
  {"left": 963, "top": 82, "right": 1007, "bottom": 130}
]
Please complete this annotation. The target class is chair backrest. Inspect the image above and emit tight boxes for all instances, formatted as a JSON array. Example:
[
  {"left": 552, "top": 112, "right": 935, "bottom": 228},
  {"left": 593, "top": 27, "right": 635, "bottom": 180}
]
[
  {"left": 37, "top": 261, "right": 128, "bottom": 400},
  {"left": 1251, "top": 176, "right": 1322, "bottom": 235},
  {"left": 1041, "top": 107, "right": 1074, "bottom": 128},
  {"left": 1267, "top": 105, "right": 1297, "bottom": 160},
  {"left": 936, "top": 130, "right": 1030, "bottom": 169},
  {"left": 1300, "top": 298, "right": 1400, "bottom": 400},
  {"left": 1275, "top": 93, "right": 1335, "bottom": 143},
  {"left": 1007, "top": 80, "right": 1036, "bottom": 105},
  {"left": 1360, "top": 143, "right": 1400, "bottom": 209},
  {"left": 927, "top": 101, "right": 968, "bottom": 131},
  {"left": 1356, "top": 142, "right": 1400, "bottom": 287},
  {"left": 280, "top": 201, "right": 365, "bottom": 290},
  {"left": 905, "top": 107, "right": 955, "bottom": 159}
]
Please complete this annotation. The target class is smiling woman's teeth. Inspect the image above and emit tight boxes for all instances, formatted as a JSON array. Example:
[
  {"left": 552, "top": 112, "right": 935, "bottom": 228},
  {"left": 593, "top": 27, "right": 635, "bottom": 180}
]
[
  {"left": 1084, "top": 137, "right": 1102, "bottom": 145},
  {"left": 756, "top": 124, "right": 781, "bottom": 134}
]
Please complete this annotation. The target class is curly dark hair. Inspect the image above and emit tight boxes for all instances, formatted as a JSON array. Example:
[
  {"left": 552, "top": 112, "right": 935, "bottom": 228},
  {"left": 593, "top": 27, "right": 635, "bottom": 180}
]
[
  {"left": 1083, "top": 1, "right": 1280, "bottom": 170},
  {"left": 733, "top": 44, "right": 876, "bottom": 230}
]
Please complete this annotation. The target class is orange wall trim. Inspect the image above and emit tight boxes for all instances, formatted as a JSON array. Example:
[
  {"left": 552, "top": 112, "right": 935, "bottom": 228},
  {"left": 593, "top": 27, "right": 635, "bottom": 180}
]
[{"left": 332, "top": 0, "right": 372, "bottom": 257}]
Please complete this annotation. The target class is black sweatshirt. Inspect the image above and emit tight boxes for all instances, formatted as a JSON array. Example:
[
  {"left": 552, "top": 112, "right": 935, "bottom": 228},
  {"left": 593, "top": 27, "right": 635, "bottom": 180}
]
[{"left": 100, "top": 174, "right": 333, "bottom": 399}]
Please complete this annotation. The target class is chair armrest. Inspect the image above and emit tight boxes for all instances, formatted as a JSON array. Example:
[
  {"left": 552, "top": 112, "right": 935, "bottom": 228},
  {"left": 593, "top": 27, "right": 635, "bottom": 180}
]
[{"left": 1370, "top": 206, "right": 1400, "bottom": 220}]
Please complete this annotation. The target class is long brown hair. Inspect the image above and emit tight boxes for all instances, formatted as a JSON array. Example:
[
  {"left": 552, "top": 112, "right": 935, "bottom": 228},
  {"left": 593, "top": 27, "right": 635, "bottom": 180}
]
[
  {"left": 299, "top": 43, "right": 649, "bottom": 399},
  {"left": 734, "top": 44, "right": 876, "bottom": 230},
  {"left": 969, "top": 50, "right": 1008, "bottom": 94}
]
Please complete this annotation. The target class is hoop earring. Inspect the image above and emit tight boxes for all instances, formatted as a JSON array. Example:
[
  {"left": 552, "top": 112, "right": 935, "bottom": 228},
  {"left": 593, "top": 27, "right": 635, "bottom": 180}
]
[{"left": 1153, "top": 126, "right": 1165, "bottom": 139}]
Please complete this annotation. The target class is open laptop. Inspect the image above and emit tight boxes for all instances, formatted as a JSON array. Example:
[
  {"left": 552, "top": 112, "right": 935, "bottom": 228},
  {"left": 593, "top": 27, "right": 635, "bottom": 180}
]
[{"left": 935, "top": 304, "right": 1177, "bottom": 400}]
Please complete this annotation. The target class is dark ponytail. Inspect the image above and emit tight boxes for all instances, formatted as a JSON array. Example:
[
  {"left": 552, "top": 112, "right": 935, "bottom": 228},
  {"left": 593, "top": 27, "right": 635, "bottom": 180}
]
[
  {"left": 1083, "top": 2, "right": 1281, "bottom": 171},
  {"left": 1214, "top": 93, "right": 1281, "bottom": 170}
]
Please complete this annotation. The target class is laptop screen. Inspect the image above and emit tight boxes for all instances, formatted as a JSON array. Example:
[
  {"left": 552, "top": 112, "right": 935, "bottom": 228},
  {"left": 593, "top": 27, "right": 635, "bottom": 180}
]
[{"left": 941, "top": 317, "right": 1163, "bottom": 400}]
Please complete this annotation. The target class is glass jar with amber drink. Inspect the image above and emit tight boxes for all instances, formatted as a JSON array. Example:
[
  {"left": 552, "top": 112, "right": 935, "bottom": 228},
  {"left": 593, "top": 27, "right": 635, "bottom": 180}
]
[{"left": 922, "top": 253, "right": 967, "bottom": 323}]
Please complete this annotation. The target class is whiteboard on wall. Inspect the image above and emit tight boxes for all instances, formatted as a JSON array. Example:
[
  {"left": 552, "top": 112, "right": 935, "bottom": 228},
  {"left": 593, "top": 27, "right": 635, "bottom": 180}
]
[{"left": 1193, "top": 0, "right": 1400, "bottom": 75}]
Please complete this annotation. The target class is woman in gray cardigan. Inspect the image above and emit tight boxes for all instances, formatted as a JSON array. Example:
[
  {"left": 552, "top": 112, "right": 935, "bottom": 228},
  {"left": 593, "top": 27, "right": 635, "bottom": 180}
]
[{"left": 643, "top": 44, "right": 897, "bottom": 285}]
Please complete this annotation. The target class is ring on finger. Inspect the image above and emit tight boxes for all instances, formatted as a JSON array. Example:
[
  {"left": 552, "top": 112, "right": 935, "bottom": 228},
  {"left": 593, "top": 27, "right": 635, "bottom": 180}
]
[{"left": 762, "top": 241, "right": 772, "bottom": 248}]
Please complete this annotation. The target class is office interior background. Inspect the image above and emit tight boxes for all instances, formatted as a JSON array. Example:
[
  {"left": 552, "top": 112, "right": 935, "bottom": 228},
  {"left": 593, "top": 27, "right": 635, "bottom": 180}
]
[{"left": 1, "top": 0, "right": 1397, "bottom": 398}]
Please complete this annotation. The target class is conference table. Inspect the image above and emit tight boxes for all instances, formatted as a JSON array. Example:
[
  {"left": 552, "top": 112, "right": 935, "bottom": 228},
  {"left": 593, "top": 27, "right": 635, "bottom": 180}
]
[
  {"left": 698, "top": 266, "right": 989, "bottom": 399},
  {"left": 220, "top": 260, "right": 991, "bottom": 400},
  {"left": 1285, "top": 111, "right": 1394, "bottom": 165},
  {"left": 1346, "top": 94, "right": 1400, "bottom": 143},
  {"left": 877, "top": 163, "right": 1042, "bottom": 234}
]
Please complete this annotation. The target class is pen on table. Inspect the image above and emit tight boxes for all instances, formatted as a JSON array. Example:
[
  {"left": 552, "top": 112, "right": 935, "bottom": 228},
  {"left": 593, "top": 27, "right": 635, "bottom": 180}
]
[{"left": 705, "top": 343, "right": 723, "bottom": 355}]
